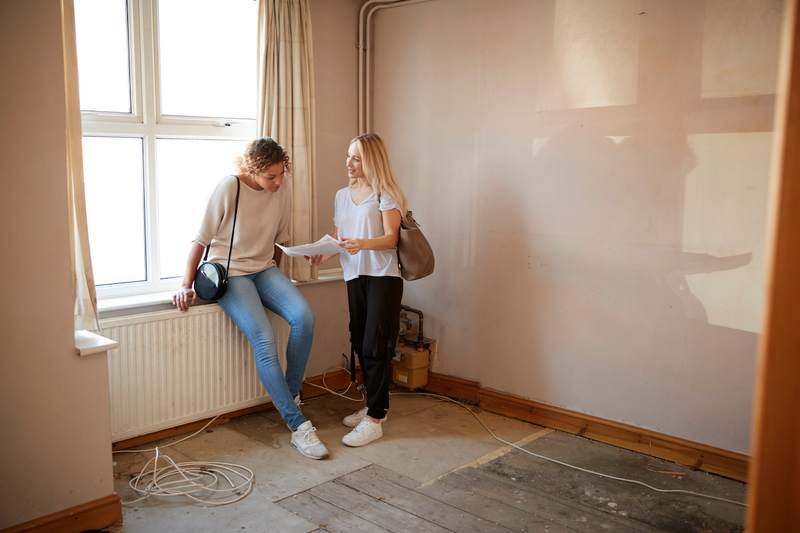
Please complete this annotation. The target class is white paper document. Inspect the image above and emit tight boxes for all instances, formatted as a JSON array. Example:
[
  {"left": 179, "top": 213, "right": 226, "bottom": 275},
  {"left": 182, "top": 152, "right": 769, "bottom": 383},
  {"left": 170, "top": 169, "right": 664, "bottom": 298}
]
[{"left": 276, "top": 234, "right": 344, "bottom": 257}]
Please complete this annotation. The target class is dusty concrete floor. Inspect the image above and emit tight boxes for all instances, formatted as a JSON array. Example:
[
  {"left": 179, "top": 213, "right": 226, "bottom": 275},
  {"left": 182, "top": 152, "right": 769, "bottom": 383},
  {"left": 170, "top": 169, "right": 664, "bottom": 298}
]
[{"left": 110, "top": 393, "right": 746, "bottom": 532}]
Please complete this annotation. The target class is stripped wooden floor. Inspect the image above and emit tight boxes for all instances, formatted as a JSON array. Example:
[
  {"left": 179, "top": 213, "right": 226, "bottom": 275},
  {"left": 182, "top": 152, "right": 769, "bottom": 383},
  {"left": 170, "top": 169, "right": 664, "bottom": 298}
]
[
  {"left": 112, "top": 395, "right": 745, "bottom": 532},
  {"left": 277, "top": 431, "right": 745, "bottom": 532}
]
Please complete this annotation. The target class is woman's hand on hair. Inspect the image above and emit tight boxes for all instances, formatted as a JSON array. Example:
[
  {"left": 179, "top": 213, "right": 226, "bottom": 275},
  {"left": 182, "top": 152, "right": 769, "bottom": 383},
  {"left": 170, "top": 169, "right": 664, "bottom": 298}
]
[
  {"left": 172, "top": 287, "right": 196, "bottom": 312},
  {"left": 340, "top": 237, "right": 364, "bottom": 255}
]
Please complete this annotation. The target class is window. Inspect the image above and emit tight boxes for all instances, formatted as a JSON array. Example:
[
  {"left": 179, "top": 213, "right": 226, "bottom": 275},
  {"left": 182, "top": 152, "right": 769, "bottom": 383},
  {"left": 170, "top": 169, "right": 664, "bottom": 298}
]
[{"left": 76, "top": 0, "right": 257, "bottom": 298}]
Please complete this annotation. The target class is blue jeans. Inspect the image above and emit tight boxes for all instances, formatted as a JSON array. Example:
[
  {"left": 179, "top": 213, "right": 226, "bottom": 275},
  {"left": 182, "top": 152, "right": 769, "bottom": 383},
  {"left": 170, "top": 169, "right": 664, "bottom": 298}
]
[{"left": 218, "top": 267, "right": 314, "bottom": 431}]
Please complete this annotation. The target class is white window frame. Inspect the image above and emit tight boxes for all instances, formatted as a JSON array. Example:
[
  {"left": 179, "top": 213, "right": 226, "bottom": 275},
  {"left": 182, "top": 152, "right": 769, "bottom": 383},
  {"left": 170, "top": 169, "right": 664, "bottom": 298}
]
[{"left": 81, "top": 0, "right": 257, "bottom": 299}]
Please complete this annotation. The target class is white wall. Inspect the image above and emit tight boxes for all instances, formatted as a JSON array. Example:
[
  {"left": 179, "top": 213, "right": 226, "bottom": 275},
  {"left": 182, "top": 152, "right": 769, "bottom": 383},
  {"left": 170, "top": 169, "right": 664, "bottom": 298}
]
[
  {"left": 0, "top": 0, "right": 115, "bottom": 527},
  {"left": 274, "top": 0, "right": 361, "bottom": 373},
  {"left": 302, "top": 0, "right": 362, "bottom": 372},
  {"left": 372, "top": 0, "right": 783, "bottom": 453},
  {"left": 311, "top": 0, "right": 362, "bottom": 269},
  {"left": 303, "top": 282, "right": 351, "bottom": 376}
]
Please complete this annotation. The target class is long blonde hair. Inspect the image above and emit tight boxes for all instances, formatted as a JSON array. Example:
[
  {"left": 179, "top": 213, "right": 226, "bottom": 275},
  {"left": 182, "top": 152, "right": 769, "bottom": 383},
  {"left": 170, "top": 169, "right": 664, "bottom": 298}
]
[{"left": 350, "top": 133, "right": 408, "bottom": 217}]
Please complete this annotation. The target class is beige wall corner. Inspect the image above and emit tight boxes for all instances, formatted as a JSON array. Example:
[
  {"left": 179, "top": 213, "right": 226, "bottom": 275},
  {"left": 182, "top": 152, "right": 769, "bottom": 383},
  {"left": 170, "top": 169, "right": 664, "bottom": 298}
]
[
  {"left": 0, "top": 0, "right": 114, "bottom": 528},
  {"left": 310, "top": 0, "right": 362, "bottom": 271},
  {"left": 300, "top": 280, "right": 351, "bottom": 375}
]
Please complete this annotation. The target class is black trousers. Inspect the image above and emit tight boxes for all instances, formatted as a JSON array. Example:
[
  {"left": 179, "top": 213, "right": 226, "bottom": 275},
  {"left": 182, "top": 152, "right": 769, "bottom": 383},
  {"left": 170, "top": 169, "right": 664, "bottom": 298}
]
[{"left": 346, "top": 275, "right": 403, "bottom": 420}]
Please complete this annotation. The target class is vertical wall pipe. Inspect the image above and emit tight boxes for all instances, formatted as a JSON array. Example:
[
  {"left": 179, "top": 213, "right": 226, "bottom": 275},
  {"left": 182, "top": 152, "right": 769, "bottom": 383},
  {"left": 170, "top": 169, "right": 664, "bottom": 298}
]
[{"left": 358, "top": 0, "right": 436, "bottom": 133}]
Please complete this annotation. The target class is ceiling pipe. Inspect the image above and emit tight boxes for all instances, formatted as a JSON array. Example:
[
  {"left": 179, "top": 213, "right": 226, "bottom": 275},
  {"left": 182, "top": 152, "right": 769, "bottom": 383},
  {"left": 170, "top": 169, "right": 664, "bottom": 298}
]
[{"left": 358, "top": 0, "right": 436, "bottom": 134}]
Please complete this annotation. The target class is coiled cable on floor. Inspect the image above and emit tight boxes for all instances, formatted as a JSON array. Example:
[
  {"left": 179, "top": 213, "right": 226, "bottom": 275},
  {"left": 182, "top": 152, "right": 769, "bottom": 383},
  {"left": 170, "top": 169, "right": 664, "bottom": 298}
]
[
  {"left": 309, "top": 366, "right": 746, "bottom": 508},
  {"left": 113, "top": 365, "right": 361, "bottom": 507},
  {"left": 124, "top": 448, "right": 254, "bottom": 506},
  {"left": 114, "top": 365, "right": 361, "bottom": 507},
  {"left": 113, "top": 415, "right": 254, "bottom": 506}
]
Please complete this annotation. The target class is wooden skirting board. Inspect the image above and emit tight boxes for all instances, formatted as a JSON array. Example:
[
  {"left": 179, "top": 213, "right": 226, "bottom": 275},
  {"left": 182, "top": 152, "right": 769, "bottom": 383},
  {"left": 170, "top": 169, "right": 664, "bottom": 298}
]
[
  {"left": 113, "top": 369, "right": 352, "bottom": 451},
  {"left": 424, "top": 372, "right": 749, "bottom": 482},
  {"left": 3, "top": 494, "right": 121, "bottom": 533}
]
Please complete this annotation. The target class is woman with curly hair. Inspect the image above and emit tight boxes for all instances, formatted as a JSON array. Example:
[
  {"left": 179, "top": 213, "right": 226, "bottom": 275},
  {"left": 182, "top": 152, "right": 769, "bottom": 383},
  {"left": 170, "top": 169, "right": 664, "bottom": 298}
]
[{"left": 172, "top": 137, "right": 328, "bottom": 460}]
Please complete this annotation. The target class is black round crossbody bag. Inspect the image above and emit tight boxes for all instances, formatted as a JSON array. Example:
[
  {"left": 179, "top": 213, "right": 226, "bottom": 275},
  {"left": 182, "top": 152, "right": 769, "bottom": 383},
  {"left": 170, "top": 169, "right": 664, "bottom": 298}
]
[{"left": 193, "top": 177, "right": 241, "bottom": 301}]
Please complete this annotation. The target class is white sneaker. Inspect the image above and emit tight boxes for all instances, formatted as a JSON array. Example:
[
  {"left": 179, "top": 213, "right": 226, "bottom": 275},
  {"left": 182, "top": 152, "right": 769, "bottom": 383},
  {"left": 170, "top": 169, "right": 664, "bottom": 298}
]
[
  {"left": 291, "top": 421, "right": 329, "bottom": 459},
  {"left": 294, "top": 394, "right": 302, "bottom": 407},
  {"left": 342, "top": 407, "right": 388, "bottom": 428},
  {"left": 342, "top": 417, "right": 383, "bottom": 447}
]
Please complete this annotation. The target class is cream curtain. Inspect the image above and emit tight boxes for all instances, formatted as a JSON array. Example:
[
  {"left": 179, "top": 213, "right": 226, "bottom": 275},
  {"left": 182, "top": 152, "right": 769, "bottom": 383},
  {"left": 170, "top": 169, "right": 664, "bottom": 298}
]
[
  {"left": 257, "top": 0, "right": 316, "bottom": 282},
  {"left": 62, "top": 0, "right": 99, "bottom": 331}
]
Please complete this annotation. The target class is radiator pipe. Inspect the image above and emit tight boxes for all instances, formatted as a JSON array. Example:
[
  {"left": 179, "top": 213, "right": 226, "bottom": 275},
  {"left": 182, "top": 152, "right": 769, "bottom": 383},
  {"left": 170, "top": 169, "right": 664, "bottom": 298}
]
[
  {"left": 400, "top": 304, "right": 425, "bottom": 347},
  {"left": 358, "top": 0, "right": 437, "bottom": 133}
]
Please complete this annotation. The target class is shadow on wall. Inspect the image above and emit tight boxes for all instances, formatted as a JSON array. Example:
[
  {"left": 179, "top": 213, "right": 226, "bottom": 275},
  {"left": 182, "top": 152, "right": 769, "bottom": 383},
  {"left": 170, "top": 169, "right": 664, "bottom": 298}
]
[{"left": 518, "top": 120, "right": 758, "bottom": 399}]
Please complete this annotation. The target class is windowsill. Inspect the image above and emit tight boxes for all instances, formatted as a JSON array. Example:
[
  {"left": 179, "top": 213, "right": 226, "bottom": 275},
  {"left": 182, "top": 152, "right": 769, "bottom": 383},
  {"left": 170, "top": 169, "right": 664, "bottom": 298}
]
[
  {"left": 75, "top": 329, "right": 118, "bottom": 356},
  {"left": 98, "top": 268, "right": 344, "bottom": 319},
  {"left": 98, "top": 290, "right": 176, "bottom": 316}
]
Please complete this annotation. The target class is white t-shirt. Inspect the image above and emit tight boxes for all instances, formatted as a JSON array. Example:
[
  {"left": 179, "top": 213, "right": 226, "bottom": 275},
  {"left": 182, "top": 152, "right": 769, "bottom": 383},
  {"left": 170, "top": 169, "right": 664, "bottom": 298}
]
[
  {"left": 194, "top": 175, "right": 291, "bottom": 276},
  {"left": 334, "top": 186, "right": 402, "bottom": 282}
]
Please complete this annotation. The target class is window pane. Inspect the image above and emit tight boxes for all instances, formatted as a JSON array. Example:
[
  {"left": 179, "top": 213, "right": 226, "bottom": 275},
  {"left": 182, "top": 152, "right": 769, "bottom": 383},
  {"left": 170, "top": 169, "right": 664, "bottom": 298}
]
[
  {"left": 157, "top": 139, "right": 248, "bottom": 279},
  {"left": 75, "top": 0, "right": 131, "bottom": 113},
  {"left": 83, "top": 137, "right": 146, "bottom": 285},
  {"left": 158, "top": 0, "right": 257, "bottom": 118}
]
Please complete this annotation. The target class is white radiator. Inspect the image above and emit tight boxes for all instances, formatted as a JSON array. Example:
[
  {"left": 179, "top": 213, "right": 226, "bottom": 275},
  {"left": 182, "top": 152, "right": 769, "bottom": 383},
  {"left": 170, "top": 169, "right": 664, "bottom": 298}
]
[{"left": 101, "top": 304, "right": 287, "bottom": 442}]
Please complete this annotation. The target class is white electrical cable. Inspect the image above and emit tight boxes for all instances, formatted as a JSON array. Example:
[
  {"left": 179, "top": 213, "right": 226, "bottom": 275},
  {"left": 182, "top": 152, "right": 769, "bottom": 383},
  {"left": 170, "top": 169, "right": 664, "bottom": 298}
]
[
  {"left": 124, "top": 449, "right": 254, "bottom": 506},
  {"left": 113, "top": 414, "right": 254, "bottom": 506},
  {"left": 113, "top": 365, "right": 361, "bottom": 507},
  {"left": 114, "top": 414, "right": 223, "bottom": 455},
  {"left": 309, "top": 366, "right": 746, "bottom": 508},
  {"left": 303, "top": 366, "right": 366, "bottom": 402},
  {"left": 113, "top": 365, "right": 362, "bottom": 507}
]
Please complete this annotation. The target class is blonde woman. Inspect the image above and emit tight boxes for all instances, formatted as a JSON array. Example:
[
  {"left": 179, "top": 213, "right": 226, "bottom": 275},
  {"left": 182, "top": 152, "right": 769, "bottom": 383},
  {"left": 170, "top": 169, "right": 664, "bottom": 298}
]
[
  {"left": 310, "top": 133, "right": 407, "bottom": 446},
  {"left": 172, "top": 138, "right": 329, "bottom": 460}
]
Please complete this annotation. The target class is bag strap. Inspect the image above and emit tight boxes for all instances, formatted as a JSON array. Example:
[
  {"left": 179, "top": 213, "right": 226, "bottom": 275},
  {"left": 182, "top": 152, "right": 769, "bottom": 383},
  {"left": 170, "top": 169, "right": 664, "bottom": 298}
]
[
  {"left": 202, "top": 176, "right": 241, "bottom": 278},
  {"left": 225, "top": 177, "right": 242, "bottom": 278},
  {"left": 377, "top": 191, "right": 410, "bottom": 225}
]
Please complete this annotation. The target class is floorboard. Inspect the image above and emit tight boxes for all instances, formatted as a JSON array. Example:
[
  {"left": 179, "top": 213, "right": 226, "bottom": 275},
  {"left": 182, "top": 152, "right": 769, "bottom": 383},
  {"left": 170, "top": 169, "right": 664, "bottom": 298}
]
[
  {"left": 336, "top": 466, "right": 514, "bottom": 533},
  {"left": 307, "top": 478, "right": 451, "bottom": 533},
  {"left": 279, "top": 491, "right": 390, "bottom": 533},
  {"left": 491, "top": 431, "right": 745, "bottom": 532}
]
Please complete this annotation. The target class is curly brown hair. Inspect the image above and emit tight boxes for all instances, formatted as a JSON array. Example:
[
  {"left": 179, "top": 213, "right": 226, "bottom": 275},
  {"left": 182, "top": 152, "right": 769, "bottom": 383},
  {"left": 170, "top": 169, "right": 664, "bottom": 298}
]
[{"left": 236, "top": 137, "right": 290, "bottom": 176}]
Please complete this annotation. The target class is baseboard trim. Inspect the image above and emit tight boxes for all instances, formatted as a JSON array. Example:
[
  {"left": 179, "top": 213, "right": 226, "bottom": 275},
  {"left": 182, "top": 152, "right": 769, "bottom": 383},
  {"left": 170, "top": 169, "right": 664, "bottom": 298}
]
[
  {"left": 4, "top": 494, "right": 121, "bottom": 533},
  {"left": 113, "top": 369, "right": 351, "bottom": 451},
  {"left": 424, "top": 372, "right": 749, "bottom": 482},
  {"left": 426, "top": 372, "right": 481, "bottom": 403}
]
